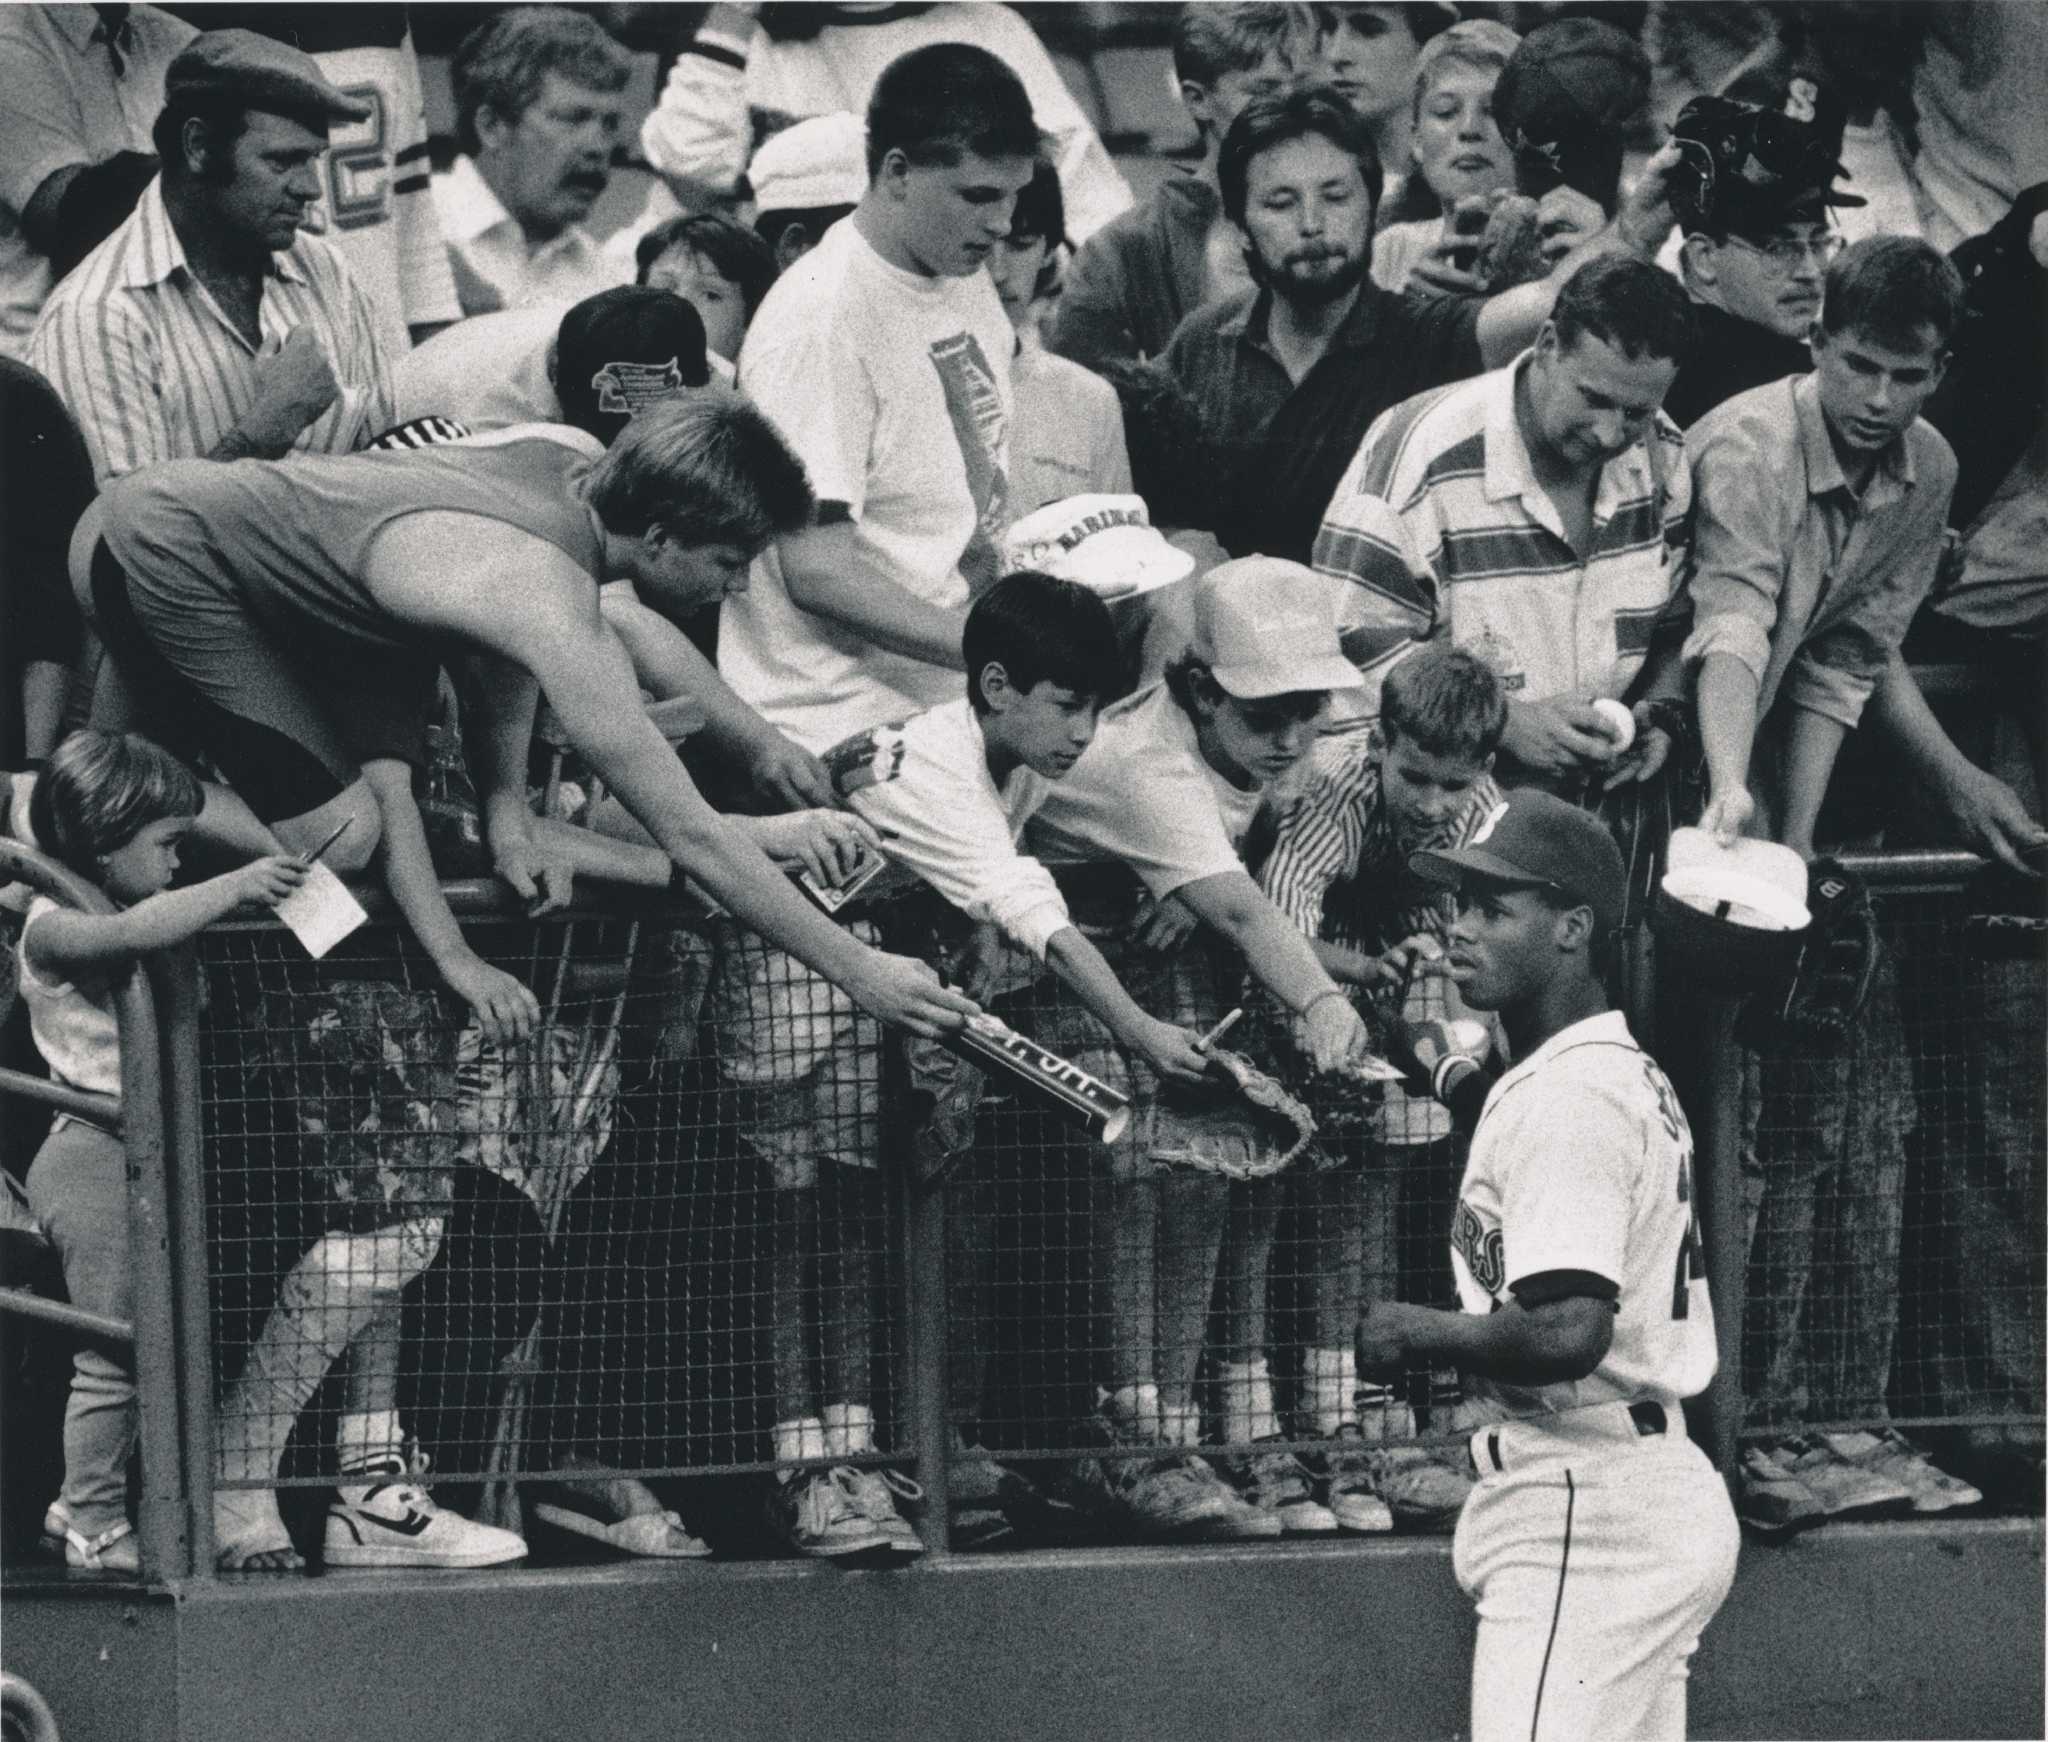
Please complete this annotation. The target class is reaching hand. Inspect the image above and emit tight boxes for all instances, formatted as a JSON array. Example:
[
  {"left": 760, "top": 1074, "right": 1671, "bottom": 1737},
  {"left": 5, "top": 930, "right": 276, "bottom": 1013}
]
[
  {"left": 1617, "top": 139, "right": 1684, "bottom": 256},
  {"left": 1699, "top": 785, "right": 1756, "bottom": 849},
  {"left": 1501, "top": 696, "right": 1622, "bottom": 776},
  {"left": 1298, "top": 991, "right": 1370, "bottom": 1076},
  {"left": 229, "top": 854, "right": 311, "bottom": 909},
  {"left": 1535, "top": 184, "right": 1607, "bottom": 266},
  {"left": 1409, "top": 238, "right": 1489, "bottom": 298},
  {"left": 1129, "top": 891, "right": 1198, "bottom": 956},
  {"left": 1601, "top": 709, "right": 1675, "bottom": 791},
  {"left": 492, "top": 830, "right": 577, "bottom": 916},
  {"left": 1942, "top": 762, "right": 2048, "bottom": 876},
  {"left": 752, "top": 808, "right": 881, "bottom": 886},
  {"left": 749, "top": 735, "right": 836, "bottom": 812},
  {"left": 1135, "top": 1017, "right": 1213, "bottom": 1086},
  {"left": 846, "top": 950, "right": 980, "bottom": 1039},
  {"left": 442, "top": 954, "right": 540, "bottom": 1047}
]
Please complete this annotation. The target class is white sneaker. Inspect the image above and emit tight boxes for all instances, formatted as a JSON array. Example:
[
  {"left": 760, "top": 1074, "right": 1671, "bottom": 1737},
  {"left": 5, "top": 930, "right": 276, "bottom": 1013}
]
[{"left": 325, "top": 1453, "right": 528, "bottom": 1569}]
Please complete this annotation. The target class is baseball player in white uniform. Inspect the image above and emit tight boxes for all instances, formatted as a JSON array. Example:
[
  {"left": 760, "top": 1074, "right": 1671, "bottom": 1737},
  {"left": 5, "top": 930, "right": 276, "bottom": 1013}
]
[{"left": 1357, "top": 789, "right": 1739, "bottom": 1741}]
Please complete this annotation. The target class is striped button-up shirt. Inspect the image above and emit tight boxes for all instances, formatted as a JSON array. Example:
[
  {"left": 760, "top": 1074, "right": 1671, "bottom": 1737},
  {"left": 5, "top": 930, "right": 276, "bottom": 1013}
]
[
  {"left": 1312, "top": 353, "right": 1692, "bottom": 721},
  {"left": 27, "top": 176, "right": 395, "bottom": 482},
  {"left": 1261, "top": 728, "right": 1500, "bottom": 1145}
]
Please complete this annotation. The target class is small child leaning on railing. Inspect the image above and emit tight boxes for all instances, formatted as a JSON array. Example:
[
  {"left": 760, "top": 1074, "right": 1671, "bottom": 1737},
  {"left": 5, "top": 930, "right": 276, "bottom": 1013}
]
[{"left": 18, "top": 730, "right": 307, "bottom": 1572}]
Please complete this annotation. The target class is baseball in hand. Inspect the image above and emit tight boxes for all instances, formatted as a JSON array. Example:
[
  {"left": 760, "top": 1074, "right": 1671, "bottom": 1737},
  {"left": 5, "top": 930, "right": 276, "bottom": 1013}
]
[{"left": 1590, "top": 698, "right": 1636, "bottom": 754}]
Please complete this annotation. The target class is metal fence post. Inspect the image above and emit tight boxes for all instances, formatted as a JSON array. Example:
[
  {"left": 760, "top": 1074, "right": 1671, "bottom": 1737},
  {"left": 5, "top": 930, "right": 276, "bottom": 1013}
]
[
  {"left": 888, "top": 1035, "right": 952, "bottom": 1555},
  {"left": 116, "top": 959, "right": 190, "bottom": 1582},
  {"left": 150, "top": 942, "right": 218, "bottom": 1578}
]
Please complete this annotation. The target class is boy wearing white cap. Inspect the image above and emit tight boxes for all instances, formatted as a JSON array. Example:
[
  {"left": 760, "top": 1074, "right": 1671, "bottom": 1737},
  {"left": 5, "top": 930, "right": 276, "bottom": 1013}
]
[
  {"left": 1022, "top": 556, "right": 1376, "bottom": 1536},
  {"left": 823, "top": 570, "right": 1215, "bottom": 1541}
]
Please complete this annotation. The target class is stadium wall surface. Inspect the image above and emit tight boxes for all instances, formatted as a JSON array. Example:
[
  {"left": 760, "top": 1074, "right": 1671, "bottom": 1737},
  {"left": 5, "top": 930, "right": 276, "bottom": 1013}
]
[{"left": 6, "top": 1517, "right": 2040, "bottom": 1742}]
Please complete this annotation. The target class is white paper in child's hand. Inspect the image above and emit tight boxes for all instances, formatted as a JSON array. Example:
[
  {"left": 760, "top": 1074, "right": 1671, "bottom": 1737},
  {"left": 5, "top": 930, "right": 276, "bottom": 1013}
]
[{"left": 274, "top": 862, "right": 368, "bottom": 958}]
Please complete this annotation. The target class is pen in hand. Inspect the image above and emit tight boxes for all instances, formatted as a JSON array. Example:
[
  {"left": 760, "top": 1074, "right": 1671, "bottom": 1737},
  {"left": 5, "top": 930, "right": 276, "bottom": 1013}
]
[{"left": 300, "top": 815, "right": 354, "bottom": 867}]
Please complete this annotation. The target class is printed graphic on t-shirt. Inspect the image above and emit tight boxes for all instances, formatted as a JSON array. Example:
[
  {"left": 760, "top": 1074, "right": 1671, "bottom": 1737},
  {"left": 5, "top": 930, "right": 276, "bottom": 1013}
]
[
  {"left": 824, "top": 722, "right": 910, "bottom": 797},
  {"left": 929, "top": 332, "right": 1009, "bottom": 595}
]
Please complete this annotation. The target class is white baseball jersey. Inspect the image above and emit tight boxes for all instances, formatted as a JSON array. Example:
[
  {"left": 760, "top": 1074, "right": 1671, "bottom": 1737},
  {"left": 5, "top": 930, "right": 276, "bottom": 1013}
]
[{"left": 1451, "top": 1009, "right": 1717, "bottom": 1422}]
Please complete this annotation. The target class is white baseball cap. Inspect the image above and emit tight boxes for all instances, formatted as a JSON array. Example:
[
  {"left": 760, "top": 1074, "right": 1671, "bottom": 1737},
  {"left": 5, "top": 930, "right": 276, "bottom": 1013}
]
[
  {"left": 1189, "top": 556, "right": 1365, "bottom": 699},
  {"left": 748, "top": 113, "right": 868, "bottom": 213},
  {"left": 1001, "top": 494, "right": 1195, "bottom": 601},
  {"left": 1661, "top": 826, "right": 1811, "bottom": 931}
]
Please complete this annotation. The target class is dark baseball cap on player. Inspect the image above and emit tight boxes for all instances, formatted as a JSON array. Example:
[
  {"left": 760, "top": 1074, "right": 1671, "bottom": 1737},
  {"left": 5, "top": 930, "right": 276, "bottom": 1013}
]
[
  {"left": 165, "top": 30, "right": 372, "bottom": 126},
  {"left": 1492, "top": 17, "right": 1649, "bottom": 211},
  {"left": 553, "top": 288, "right": 711, "bottom": 445},
  {"left": 1410, "top": 789, "right": 1627, "bottom": 934},
  {"left": 1668, "top": 88, "right": 1865, "bottom": 238}
]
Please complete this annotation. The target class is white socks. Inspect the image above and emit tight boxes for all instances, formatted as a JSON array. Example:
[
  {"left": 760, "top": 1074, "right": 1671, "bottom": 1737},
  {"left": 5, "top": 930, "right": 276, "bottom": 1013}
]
[
  {"left": 1305, "top": 1347, "right": 1357, "bottom": 1438},
  {"left": 773, "top": 1416, "right": 827, "bottom": 1466},
  {"left": 1159, "top": 1402, "right": 1203, "bottom": 1449},
  {"left": 336, "top": 1409, "right": 404, "bottom": 1475},
  {"left": 774, "top": 1407, "right": 875, "bottom": 1465},
  {"left": 1103, "top": 1382, "right": 1163, "bottom": 1442},
  {"left": 822, "top": 1402, "right": 875, "bottom": 1458},
  {"left": 1218, "top": 1358, "right": 1280, "bottom": 1444}
]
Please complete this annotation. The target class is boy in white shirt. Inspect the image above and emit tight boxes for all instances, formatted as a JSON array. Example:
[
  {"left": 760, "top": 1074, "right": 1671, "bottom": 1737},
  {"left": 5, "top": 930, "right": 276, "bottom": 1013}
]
[
  {"left": 828, "top": 570, "right": 1214, "bottom": 1541},
  {"left": 1021, "top": 557, "right": 1377, "bottom": 1537}
]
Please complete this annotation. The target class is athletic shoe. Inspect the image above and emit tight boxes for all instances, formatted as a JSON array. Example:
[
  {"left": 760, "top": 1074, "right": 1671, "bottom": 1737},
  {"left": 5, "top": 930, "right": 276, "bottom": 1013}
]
[
  {"left": 324, "top": 1455, "right": 528, "bottom": 1568},
  {"left": 1365, "top": 1444, "right": 1475, "bottom": 1532},
  {"left": 1316, "top": 1427, "right": 1395, "bottom": 1534},
  {"left": 1765, "top": 1434, "right": 1914, "bottom": 1520},
  {"left": 767, "top": 1467, "right": 899, "bottom": 1559},
  {"left": 839, "top": 1466, "right": 927, "bottom": 1557},
  {"left": 1231, "top": 1439, "right": 1338, "bottom": 1534},
  {"left": 1734, "top": 1446, "right": 1827, "bottom": 1537},
  {"left": 1067, "top": 1415, "right": 1273, "bottom": 1540},
  {"left": 1824, "top": 1429, "right": 1982, "bottom": 1514}
]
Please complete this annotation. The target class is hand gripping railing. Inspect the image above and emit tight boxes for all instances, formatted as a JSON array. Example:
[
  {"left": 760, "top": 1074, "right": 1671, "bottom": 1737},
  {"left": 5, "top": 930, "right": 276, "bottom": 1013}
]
[{"left": 0, "top": 840, "right": 193, "bottom": 1582}]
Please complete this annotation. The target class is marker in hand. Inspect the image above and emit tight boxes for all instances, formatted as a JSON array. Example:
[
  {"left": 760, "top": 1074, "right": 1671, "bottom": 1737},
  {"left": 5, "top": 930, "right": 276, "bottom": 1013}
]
[
  {"left": 301, "top": 814, "right": 354, "bottom": 867},
  {"left": 1196, "top": 1008, "right": 1243, "bottom": 1054}
]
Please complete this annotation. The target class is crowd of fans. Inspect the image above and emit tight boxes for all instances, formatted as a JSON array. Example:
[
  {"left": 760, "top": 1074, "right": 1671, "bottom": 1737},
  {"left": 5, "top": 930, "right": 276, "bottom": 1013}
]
[{"left": 0, "top": 1, "right": 2040, "bottom": 1576}]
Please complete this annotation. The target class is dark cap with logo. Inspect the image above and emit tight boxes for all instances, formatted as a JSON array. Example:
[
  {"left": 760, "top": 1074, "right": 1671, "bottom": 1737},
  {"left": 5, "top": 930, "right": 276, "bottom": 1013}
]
[
  {"left": 165, "top": 30, "right": 373, "bottom": 126},
  {"left": 1668, "top": 78, "right": 1866, "bottom": 238},
  {"left": 553, "top": 287, "right": 711, "bottom": 445},
  {"left": 1492, "top": 17, "right": 1650, "bottom": 213},
  {"left": 1409, "top": 789, "right": 1627, "bottom": 935}
]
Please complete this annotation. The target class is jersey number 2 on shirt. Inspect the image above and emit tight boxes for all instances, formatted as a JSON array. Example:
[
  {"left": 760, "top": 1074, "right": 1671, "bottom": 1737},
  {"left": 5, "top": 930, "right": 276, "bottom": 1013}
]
[{"left": 1647, "top": 1056, "right": 1706, "bottom": 1318}]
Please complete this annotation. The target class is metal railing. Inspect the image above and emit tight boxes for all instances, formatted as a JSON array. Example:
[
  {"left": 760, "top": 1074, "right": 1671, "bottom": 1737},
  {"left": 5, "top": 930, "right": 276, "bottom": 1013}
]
[{"left": 2, "top": 845, "right": 2039, "bottom": 1584}]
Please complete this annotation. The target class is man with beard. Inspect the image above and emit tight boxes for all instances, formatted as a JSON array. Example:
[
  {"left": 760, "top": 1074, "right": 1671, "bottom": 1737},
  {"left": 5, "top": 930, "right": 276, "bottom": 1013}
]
[
  {"left": 1156, "top": 85, "right": 1484, "bottom": 569},
  {"left": 434, "top": 9, "right": 630, "bottom": 316}
]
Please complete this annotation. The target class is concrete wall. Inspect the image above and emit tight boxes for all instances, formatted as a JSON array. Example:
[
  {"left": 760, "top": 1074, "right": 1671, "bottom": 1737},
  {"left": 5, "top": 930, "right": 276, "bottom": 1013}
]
[{"left": 6, "top": 1520, "right": 2040, "bottom": 1742}]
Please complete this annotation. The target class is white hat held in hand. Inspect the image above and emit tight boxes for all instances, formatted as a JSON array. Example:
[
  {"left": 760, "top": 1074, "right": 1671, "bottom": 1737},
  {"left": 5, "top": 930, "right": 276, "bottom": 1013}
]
[
  {"left": 1001, "top": 494, "right": 1195, "bottom": 601},
  {"left": 1662, "top": 826, "right": 1811, "bottom": 931}
]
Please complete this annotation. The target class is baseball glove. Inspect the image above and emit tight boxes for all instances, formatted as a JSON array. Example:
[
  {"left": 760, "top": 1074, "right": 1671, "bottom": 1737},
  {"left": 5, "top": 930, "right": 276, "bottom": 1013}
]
[
  {"left": 1736, "top": 857, "right": 1879, "bottom": 1048},
  {"left": 1199, "top": 1044, "right": 1319, "bottom": 1177},
  {"left": 1474, "top": 194, "right": 1547, "bottom": 292}
]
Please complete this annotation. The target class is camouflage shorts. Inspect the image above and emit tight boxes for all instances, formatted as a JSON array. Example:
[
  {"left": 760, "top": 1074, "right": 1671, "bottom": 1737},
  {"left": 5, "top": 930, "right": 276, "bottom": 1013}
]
[
  {"left": 706, "top": 920, "right": 885, "bottom": 1189},
  {"left": 246, "top": 978, "right": 621, "bottom": 1228}
]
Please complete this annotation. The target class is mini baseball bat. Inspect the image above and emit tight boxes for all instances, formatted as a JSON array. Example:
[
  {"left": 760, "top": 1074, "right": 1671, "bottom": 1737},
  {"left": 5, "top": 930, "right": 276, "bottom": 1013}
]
[{"left": 945, "top": 1013, "right": 1131, "bottom": 1145}]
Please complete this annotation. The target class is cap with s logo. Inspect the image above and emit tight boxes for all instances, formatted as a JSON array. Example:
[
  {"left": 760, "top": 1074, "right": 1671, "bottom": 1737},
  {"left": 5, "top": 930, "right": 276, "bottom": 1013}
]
[{"left": 1410, "top": 789, "right": 1628, "bottom": 933}]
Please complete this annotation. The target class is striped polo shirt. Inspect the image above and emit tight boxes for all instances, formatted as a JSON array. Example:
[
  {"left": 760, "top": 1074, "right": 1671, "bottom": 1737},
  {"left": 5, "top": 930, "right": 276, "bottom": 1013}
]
[
  {"left": 28, "top": 175, "right": 395, "bottom": 482},
  {"left": 1312, "top": 352, "right": 1691, "bottom": 721}
]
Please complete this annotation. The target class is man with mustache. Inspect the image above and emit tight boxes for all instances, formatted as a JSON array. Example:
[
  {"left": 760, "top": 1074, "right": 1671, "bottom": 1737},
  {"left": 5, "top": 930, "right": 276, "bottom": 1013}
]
[
  {"left": 1661, "top": 81, "right": 1865, "bottom": 432},
  {"left": 28, "top": 28, "right": 395, "bottom": 483},
  {"left": 1155, "top": 84, "right": 1485, "bottom": 570},
  {"left": 434, "top": 8, "right": 630, "bottom": 317}
]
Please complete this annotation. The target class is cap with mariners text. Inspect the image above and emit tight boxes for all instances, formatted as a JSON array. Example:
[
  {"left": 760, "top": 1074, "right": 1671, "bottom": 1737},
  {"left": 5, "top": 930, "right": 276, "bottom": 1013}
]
[
  {"left": 1668, "top": 89, "right": 1864, "bottom": 238},
  {"left": 1409, "top": 789, "right": 1626, "bottom": 934},
  {"left": 165, "top": 30, "right": 373, "bottom": 126},
  {"left": 554, "top": 287, "right": 711, "bottom": 444},
  {"left": 1001, "top": 494, "right": 1193, "bottom": 601},
  {"left": 1189, "top": 556, "right": 1363, "bottom": 700}
]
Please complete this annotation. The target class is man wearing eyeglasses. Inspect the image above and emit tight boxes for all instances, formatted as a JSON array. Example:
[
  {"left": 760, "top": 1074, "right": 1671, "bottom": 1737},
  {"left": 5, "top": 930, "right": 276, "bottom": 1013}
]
[{"left": 1661, "top": 86, "right": 1862, "bottom": 431}]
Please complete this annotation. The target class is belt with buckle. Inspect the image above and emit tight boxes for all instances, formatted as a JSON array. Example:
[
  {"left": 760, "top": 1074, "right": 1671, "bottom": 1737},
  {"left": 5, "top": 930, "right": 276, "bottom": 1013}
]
[{"left": 1469, "top": 1400, "right": 1670, "bottom": 1475}]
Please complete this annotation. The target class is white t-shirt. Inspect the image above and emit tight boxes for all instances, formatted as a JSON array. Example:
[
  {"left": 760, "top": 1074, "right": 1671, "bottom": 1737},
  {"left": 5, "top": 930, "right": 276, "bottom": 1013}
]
[
  {"left": 1451, "top": 1011, "right": 1718, "bottom": 1422},
  {"left": 721, "top": 217, "right": 1014, "bottom": 753},
  {"left": 19, "top": 895, "right": 120, "bottom": 1097},
  {"left": 1026, "top": 682, "right": 1264, "bottom": 900},
  {"left": 1010, "top": 340, "right": 1131, "bottom": 517},
  {"left": 833, "top": 697, "right": 1069, "bottom": 960}
]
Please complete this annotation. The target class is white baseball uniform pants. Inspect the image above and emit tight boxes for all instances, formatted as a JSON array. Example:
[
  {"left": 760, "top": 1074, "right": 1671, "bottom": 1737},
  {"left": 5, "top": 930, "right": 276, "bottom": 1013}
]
[{"left": 1453, "top": 1409, "right": 1739, "bottom": 1742}]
